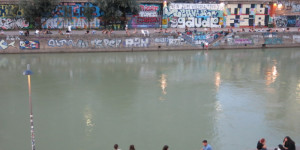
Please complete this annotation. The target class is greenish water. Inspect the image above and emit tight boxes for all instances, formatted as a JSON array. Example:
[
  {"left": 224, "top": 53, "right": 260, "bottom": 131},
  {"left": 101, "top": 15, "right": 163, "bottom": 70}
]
[{"left": 0, "top": 49, "right": 300, "bottom": 150}]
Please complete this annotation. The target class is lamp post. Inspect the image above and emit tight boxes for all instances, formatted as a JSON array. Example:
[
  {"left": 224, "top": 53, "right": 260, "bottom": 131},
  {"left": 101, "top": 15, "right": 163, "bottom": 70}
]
[{"left": 23, "top": 64, "right": 36, "bottom": 150}]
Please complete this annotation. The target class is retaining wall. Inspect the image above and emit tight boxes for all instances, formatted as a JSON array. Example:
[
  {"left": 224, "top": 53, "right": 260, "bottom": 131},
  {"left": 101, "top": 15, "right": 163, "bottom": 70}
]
[{"left": 1, "top": 32, "right": 300, "bottom": 53}]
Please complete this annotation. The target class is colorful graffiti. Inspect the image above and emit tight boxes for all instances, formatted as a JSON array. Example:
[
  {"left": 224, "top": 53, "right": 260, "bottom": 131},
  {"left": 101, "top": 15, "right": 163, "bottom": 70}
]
[
  {"left": 42, "top": 2, "right": 102, "bottom": 29},
  {"left": 264, "top": 38, "right": 282, "bottom": 45},
  {"left": 42, "top": 17, "right": 101, "bottom": 29},
  {"left": 53, "top": 2, "right": 102, "bottom": 18},
  {"left": 163, "top": 3, "right": 224, "bottom": 28},
  {"left": 0, "top": 40, "right": 16, "bottom": 50},
  {"left": 234, "top": 39, "right": 253, "bottom": 45},
  {"left": 20, "top": 41, "right": 40, "bottom": 50},
  {"left": 0, "top": 5, "right": 23, "bottom": 17},
  {"left": 275, "top": 16, "right": 300, "bottom": 27},
  {"left": 225, "top": 4, "right": 270, "bottom": 27},
  {"left": 275, "top": 16, "right": 287, "bottom": 27},
  {"left": 283, "top": 2, "right": 300, "bottom": 13},
  {"left": 0, "top": 18, "right": 29, "bottom": 29},
  {"left": 128, "top": 4, "right": 162, "bottom": 28}
]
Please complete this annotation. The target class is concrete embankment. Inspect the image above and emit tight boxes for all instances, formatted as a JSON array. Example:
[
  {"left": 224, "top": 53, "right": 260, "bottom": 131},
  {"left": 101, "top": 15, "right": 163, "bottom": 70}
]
[{"left": 1, "top": 31, "right": 300, "bottom": 53}]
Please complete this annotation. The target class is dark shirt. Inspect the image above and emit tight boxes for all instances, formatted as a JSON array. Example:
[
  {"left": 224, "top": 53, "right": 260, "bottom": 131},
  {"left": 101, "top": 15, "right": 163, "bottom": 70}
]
[
  {"left": 285, "top": 141, "right": 296, "bottom": 150},
  {"left": 257, "top": 141, "right": 263, "bottom": 149}
]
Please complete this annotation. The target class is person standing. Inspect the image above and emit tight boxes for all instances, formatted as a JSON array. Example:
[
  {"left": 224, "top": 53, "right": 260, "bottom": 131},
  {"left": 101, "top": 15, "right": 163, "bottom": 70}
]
[
  {"left": 257, "top": 138, "right": 267, "bottom": 150},
  {"left": 202, "top": 140, "right": 212, "bottom": 150}
]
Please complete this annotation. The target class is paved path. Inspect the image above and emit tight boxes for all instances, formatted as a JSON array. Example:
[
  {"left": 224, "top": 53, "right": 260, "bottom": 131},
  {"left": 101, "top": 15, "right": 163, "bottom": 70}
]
[{"left": 1, "top": 27, "right": 300, "bottom": 36}]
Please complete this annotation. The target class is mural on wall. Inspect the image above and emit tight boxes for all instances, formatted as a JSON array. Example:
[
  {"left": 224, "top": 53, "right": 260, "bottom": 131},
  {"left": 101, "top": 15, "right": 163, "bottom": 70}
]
[
  {"left": 0, "top": 40, "right": 16, "bottom": 50},
  {"left": 0, "top": 5, "right": 23, "bottom": 17},
  {"left": 20, "top": 41, "right": 40, "bottom": 50},
  {"left": 0, "top": 18, "right": 29, "bottom": 29},
  {"left": 43, "top": 2, "right": 102, "bottom": 29},
  {"left": 275, "top": 16, "right": 300, "bottom": 27},
  {"left": 225, "top": 4, "right": 270, "bottom": 27},
  {"left": 275, "top": 16, "right": 287, "bottom": 27},
  {"left": 127, "top": 4, "right": 162, "bottom": 28},
  {"left": 53, "top": 2, "right": 102, "bottom": 18},
  {"left": 163, "top": 3, "right": 224, "bottom": 28},
  {"left": 0, "top": 5, "right": 29, "bottom": 29},
  {"left": 42, "top": 17, "right": 101, "bottom": 29},
  {"left": 280, "top": 2, "right": 300, "bottom": 13}
]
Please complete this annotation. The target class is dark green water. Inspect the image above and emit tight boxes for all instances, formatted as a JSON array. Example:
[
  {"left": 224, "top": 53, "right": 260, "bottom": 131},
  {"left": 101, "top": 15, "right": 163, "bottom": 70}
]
[{"left": 0, "top": 49, "right": 300, "bottom": 150}]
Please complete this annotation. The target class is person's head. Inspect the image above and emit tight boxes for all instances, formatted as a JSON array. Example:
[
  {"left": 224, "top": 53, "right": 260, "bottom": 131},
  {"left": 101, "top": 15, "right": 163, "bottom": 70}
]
[
  {"left": 114, "top": 144, "right": 118, "bottom": 150},
  {"left": 129, "top": 145, "right": 135, "bottom": 150},
  {"left": 162, "top": 145, "right": 169, "bottom": 150},
  {"left": 202, "top": 140, "right": 208, "bottom": 146},
  {"left": 260, "top": 138, "right": 265, "bottom": 144},
  {"left": 284, "top": 136, "right": 294, "bottom": 144}
]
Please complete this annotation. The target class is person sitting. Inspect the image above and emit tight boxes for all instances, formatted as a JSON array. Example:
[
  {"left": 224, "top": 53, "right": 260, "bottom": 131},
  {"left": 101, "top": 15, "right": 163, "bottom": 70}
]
[
  {"left": 159, "top": 28, "right": 163, "bottom": 33},
  {"left": 164, "top": 28, "right": 169, "bottom": 33},
  {"left": 257, "top": 138, "right": 267, "bottom": 150},
  {"left": 58, "top": 29, "right": 63, "bottom": 35},
  {"left": 278, "top": 136, "right": 296, "bottom": 150},
  {"left": 46, "top": 29, "right": 52, "bottom": 34},
  {"left": 35, "top": 29, "right": 39, "bottom": 35},
  {"left": 132, "top": 28, "right": 137, "bottom": 34}
]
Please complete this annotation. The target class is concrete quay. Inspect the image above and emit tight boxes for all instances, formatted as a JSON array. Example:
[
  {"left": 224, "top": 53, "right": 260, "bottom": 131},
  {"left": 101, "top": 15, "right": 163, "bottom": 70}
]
[{"left": 1, "top": 27, "right": 300, "bottom": 54}]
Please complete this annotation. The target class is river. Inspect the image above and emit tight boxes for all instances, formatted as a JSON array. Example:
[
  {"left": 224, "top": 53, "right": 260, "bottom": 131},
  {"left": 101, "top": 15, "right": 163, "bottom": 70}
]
[{"left": 0, "top": 48, "right": 299, "bottom": 150}]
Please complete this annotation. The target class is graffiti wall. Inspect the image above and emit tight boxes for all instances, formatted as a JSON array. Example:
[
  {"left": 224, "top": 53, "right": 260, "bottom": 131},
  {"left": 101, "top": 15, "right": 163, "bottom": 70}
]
[
  {"left": 0, "top": 40, "right": 16, "bottom": 50},
  {"left": 275, "top": 16, "right": 300, "bottom": 27},
  {"left": 0, "top": 5, "right": 29, "bottom": 29},
  {"left": 42, "top": 17, "right": 101, "bottom": 29},
  {"left": 0, "top": 18, "right": 29, "bottom": 29},
  {"left": 225, "top": 4, "right": 270, "bottom": 27},
  {"left": 0, "top": 5, "right": 23, "bottom": 17},
  {"left": 42, "top": 2, "right": 102, "bottom": 29},
  {"left": 127, "top": 4, "right": 162, "bottom": 28},
  {"left": 20, "top": 41, "right": 40, "bottom": 50},
  {"left": 163, "top": 3, "right": 224, "bottom": 28}
]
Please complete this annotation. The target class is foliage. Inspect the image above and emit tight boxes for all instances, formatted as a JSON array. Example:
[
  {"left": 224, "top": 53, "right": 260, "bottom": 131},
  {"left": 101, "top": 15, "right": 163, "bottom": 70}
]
[
  {"left": 83, "top": 5, "right": 94, "bottom": 29},
  {"left": 93, "top": 0, "right": 140, "bottom": 28},
  {"left": 19, "top": 0, "right": 59, "bottom": 28}
]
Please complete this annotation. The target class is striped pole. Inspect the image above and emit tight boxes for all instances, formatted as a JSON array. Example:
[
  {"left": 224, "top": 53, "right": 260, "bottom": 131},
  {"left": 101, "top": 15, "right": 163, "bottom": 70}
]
[{"left": 23, "top": 64, "right": 36, "bottom": 150}]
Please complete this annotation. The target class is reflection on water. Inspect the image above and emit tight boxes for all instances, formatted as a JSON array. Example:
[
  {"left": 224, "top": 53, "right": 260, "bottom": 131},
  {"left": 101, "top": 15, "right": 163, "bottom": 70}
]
[
  {"left": 84, "top": 105, "right": 95, "bottom": 136},
  {"left": 160, "top": 74, "right": 167, "bottom": 95},
  {"left": 159, "top": 74, "right": 167, "bottom": 101},
  {"left": 0, "top": 49, "right": 300, "bottom": 150},
  {"left": 265, "top": 64, "right": 279, "bottom": 86},
  {"left": 297, "top": 80, "right": 300, "bottom": 103},
  {"left": 215, "top": 72, "right": 221, "bottom": 91}
]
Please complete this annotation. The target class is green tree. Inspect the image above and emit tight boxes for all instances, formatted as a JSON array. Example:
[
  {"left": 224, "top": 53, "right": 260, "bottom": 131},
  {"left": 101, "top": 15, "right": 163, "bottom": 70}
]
[
  {"left": 93, "top": 0, "right": 140, "bottom": 29},
  {"left": 19, "top": 0, "right": 59, "bottom": 29},
  {"left": 83, "top": 4, "right": 94, "bottom": 30}
]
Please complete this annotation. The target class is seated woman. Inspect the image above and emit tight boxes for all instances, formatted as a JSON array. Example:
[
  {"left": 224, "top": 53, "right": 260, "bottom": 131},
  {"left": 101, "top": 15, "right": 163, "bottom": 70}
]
[
  {"left": 278, "top": 136, "right": 295, "bottom": 150},
  {"left": 257, "top": 138, "right": 267, "bottom": 150}
]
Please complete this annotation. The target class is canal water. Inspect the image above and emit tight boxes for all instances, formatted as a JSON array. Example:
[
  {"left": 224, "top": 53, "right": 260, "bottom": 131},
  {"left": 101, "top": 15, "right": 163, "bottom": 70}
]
[{"left": 0, "top": 48, "right": 299, "bottom": 150}]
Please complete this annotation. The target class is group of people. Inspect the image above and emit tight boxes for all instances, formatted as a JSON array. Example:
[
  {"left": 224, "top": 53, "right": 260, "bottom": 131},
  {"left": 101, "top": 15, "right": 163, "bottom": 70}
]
[
  {"left": 113, "top": 140, "right": 212, "bottom": 150},
  {"left": 257, "top": 136, "right": 296, "bottom": 150}
]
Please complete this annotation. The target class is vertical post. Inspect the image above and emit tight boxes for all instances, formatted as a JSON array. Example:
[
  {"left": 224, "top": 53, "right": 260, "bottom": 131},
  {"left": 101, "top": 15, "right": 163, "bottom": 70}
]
[
  {"left": 24, "top": 64, "right": 36, "bottom": 150},
  {"left": 162, "top": 0, "right": 168, "bottom": 29}
]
